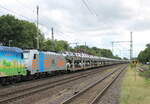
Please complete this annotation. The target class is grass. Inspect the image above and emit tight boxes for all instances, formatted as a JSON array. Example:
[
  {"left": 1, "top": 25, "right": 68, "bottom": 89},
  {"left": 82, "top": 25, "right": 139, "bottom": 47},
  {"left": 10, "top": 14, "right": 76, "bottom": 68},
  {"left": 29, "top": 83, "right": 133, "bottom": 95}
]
[
  {"left": 139, "top": 64, "right": 150, "bottom": 79},
  {"left": 120, "top": 66, "right": 150, "bottom": 104},
  {"left": 140, "top": 64, "right": 149, "bottom": 70},
  {"left": 139, "top": 69, "right": 150, "bottom": 79}
]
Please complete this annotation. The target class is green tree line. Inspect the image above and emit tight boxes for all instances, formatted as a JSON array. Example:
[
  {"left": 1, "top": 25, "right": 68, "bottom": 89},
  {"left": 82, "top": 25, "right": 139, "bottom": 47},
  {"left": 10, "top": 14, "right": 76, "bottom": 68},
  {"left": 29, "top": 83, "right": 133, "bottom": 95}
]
[
  {"left": 138, "top": 44, "right": 150, "bottom": 63},
  {"left": 0, "top": 14, "right": 122, "bottom": 59}
]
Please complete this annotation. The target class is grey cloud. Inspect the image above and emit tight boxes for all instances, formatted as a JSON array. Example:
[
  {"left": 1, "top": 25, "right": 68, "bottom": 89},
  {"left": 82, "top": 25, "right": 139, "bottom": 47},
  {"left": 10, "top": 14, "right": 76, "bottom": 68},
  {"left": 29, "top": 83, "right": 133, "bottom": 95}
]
[
  {"left": 129, "top": 19, "right": 150, "bottom": 31},
  {"left": 38, "top": 0, "right": 132, "bottom": 33}
]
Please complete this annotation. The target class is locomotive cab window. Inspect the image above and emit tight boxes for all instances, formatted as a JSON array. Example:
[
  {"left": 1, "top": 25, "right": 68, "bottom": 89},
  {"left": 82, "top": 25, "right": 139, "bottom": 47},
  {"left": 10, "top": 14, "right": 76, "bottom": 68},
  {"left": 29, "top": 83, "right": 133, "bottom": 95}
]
[
  {"left": 21, "top": 54, "right": 23, "bottom": 59},
  {"left": 33, "top": 54, "right": 36, "bottom": 59},
  {"left": 23, "top": 51, "right": 29, "bottom": 59}
]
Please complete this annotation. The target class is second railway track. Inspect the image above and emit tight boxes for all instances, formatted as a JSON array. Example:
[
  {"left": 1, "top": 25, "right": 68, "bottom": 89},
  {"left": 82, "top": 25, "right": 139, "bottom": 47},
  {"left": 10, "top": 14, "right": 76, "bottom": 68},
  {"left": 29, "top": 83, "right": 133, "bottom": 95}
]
[{"left": 62, "top": 65, "right": 127, "bottom": 104}]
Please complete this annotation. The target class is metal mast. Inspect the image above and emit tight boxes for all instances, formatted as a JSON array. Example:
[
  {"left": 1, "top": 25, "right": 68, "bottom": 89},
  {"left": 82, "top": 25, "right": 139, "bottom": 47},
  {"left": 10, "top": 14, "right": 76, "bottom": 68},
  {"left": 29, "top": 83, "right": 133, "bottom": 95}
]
[
  {"left": 51, "top": 27, "right": 55, "bottom": 51},
  {"left": 130, "top": 32, "right": 133, "bottom": 60},
  {"left": 51, "top": 27, "right": 54, "bottom": 41},
  {"left": 36, "top": 5, "right": 39, "bottom": 49}
]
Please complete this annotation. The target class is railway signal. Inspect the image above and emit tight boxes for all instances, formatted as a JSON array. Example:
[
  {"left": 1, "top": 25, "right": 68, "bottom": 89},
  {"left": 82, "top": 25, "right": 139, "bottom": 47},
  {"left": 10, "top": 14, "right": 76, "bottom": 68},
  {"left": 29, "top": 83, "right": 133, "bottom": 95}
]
[{"left": 132, "top": 60, "right": 138, "bottom": 65}]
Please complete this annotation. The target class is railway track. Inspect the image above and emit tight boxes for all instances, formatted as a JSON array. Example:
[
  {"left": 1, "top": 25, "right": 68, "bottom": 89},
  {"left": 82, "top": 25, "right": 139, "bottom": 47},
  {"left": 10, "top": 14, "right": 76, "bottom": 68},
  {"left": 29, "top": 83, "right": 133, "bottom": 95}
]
[
  {"left": 62, "top": 65, "right": 127, "bottom": 104},
  {"left": 0, "top": 65, "right": 124, "bottom": 104},
  {"left": 0, "top": 66, "right": 111, "bottom": 96},
  {"left": 0, "top": 65, "right": 115, "bottom": 97},
  {"left": 0, "top": 64, "right": 118, "bottom": 93}
]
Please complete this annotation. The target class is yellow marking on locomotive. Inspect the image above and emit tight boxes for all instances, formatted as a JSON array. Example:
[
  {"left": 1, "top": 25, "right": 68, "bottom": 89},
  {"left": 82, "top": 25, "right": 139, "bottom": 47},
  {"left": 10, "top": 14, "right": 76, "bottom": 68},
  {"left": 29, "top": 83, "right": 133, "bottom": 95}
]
[
  {"left": 32, "top": 60, "right": 37, "bottom": 69},
  {"left": 44, "top": 60, "right": 50, "bottom": 68},
  {"left": 44, "top": 58, "right": 53, "bottom": 68}
]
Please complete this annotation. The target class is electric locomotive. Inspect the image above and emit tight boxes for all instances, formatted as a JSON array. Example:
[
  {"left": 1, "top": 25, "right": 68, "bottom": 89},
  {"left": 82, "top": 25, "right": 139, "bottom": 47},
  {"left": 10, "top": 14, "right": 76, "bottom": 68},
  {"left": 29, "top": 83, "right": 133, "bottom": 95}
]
[
  {"left": 0, "top": 46, "right": 26, "bottom": 84},
  {"left": 23, "top": 49, "right": 67, "bottom": 76}
]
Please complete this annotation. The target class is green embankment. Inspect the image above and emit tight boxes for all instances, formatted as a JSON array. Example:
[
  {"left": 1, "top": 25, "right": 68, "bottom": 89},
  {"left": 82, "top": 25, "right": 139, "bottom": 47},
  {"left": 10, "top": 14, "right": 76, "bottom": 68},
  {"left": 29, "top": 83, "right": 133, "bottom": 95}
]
[{"left": 120, "top": 66, "right": 150, "bottom": 104}]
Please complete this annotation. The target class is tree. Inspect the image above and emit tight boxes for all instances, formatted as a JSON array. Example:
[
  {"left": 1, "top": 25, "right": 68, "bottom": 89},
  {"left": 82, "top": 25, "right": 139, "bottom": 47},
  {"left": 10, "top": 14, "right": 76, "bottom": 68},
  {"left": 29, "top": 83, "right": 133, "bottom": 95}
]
[
  {"left": 123, "top": 57, "right": 128, "bottom": 60},
  {"left": 55, "top": 40, "right": 69, "bottom": 52},
  {"left": 41, "top": 39, "right": 69, "bottom": 52},
  {"left": 0, "top": 14, "right": 41, "bottom": 49},
  {"left": 41, "top": 39, "right": 54, "bottom": 51},
  {"left": 138, "top": 44, "right": 150, "bottom": 63},
  {"left": 146, "top": 43, "right": 150, "bottom": 48},
  {"left": 0, "top": 15, "right": 18, "bottom": 46}
]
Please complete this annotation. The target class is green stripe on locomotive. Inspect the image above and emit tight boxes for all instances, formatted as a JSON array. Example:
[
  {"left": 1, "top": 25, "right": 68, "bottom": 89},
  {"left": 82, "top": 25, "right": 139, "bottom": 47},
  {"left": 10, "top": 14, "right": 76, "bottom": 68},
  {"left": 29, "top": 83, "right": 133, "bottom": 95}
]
[{"left": 0, "top": 46, "right": 27, "bottom": 77}]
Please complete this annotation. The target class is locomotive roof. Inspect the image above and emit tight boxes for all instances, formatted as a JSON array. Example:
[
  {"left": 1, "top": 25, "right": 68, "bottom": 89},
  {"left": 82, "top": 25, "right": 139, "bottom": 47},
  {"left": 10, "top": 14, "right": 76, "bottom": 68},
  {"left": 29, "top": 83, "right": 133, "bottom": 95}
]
[{"left": 0, "top": 46, "right": 23, "bottom": 53}]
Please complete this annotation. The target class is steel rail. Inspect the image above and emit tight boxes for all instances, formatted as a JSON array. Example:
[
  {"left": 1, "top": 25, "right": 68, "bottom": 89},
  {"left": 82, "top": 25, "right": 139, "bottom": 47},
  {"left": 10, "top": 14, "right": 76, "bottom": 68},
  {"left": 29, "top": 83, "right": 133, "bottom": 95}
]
[
  {"left": 62, "top": 65, "right": 127, "bottom": 104},
  {"left": 89, "top": 66, "right": 127, "bottom": 104}
]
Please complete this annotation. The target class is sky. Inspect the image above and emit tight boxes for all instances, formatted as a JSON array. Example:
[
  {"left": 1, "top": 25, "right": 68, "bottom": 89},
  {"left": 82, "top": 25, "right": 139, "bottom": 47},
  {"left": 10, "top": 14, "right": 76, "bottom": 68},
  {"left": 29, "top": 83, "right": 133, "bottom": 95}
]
[{"left": 0, "top": 0, "right": 150, "bottom": 58}]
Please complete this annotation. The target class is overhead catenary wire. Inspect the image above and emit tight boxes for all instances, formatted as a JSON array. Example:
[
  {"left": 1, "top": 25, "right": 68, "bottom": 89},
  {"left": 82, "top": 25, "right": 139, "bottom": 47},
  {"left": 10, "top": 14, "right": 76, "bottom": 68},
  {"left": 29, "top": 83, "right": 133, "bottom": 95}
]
[
  {"left": 56, "top": 31, "right": 74, "bottom": 38},
  {"left": 0, "top": 3, "right": 46, "bottom": 27},
  {"left": 16, "top": 0, "right": 34, "bottom": 10},
  {"left": 81, "top": 0, "right": 98, "bottom": 17},
  {"left": 57, "top": 32, "right": 73, "bottom": 40},
  {"left": 85, "top": 0, "right": 99, "bottom": 17},
  {"left": 0, "top": 4, "right": 33, "bottom": 21}
]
